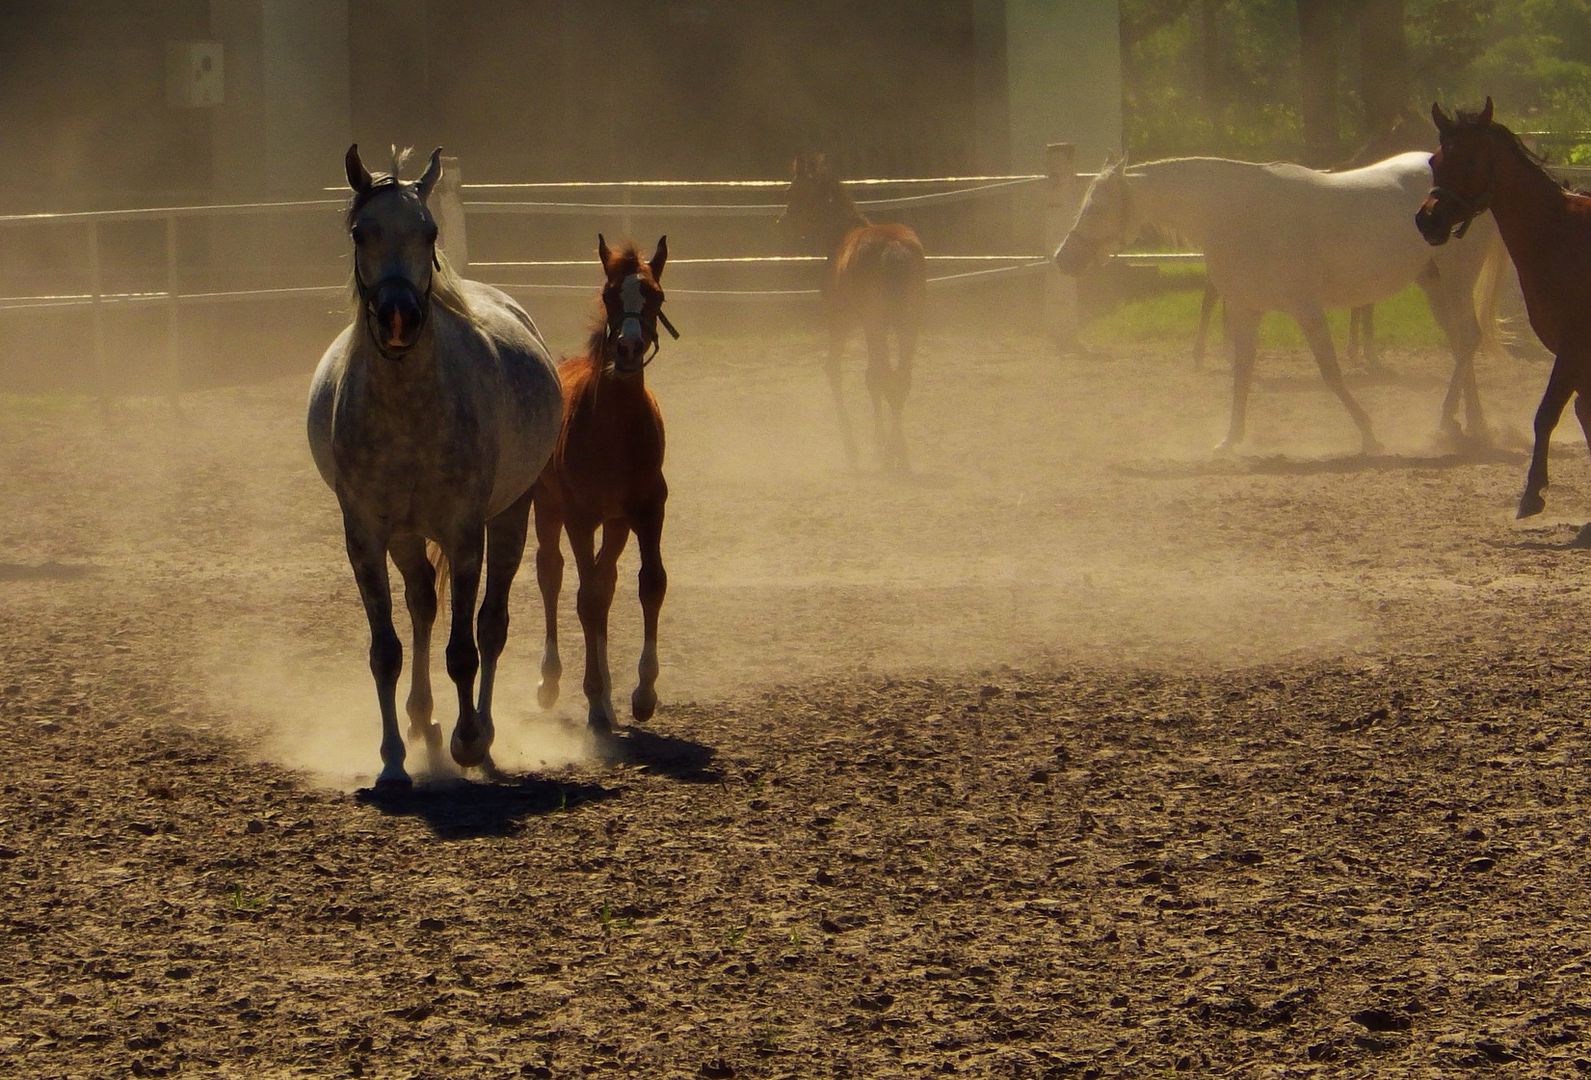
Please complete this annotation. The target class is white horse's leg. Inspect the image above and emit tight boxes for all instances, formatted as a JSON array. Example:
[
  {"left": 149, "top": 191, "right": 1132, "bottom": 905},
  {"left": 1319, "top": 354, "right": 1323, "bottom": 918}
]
[
  {"left": 630, "top": 499, "right": 667, "bottom": 723},
  {"left": 389, "top": 535, "right": 444, "bottom": 777},
  {"left": 1215, "top": 306, "right": 1260, "bottom": 454},
  {"left": 443, "top": 526, "right": 489, "bottom": 768},
  {"left": 474, "top": 489, "right": 533, "bottom": 776},
  {"left": 1194, "top": 282, "right": 1219, "bottom": 371},
  {"left": 341, "top": 509, "right": 408, "bottom": 790},
  {"left": 1417, "top": 265, "right": 1486, "bottom": 442},
  {"left": 532, "top": 484, "right": 565, "bottom": 709},
  {"left": 1295, "top": 307, "right": 1381, "bottom": 454}
]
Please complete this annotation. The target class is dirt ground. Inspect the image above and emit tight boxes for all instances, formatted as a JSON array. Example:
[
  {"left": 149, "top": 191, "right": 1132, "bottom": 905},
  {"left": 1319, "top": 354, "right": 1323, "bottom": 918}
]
[{"left": 7, "top": 318, "right": 1591, "bottom": 1078}]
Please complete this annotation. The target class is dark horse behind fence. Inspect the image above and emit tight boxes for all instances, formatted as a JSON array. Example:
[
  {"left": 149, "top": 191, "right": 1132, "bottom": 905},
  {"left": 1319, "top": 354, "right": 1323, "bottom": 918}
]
[
  {"left": 1418, "top": 97, "right": 1591, "bottom": 521},
  {"left": 778, "top": 152, "right": 927, "bottom": 472},
  {"left": 532, "top": 236, "right": 674, "bottom": 737},
  {"left": 307, "top": 146, "right": 562, "bottom": 790}
]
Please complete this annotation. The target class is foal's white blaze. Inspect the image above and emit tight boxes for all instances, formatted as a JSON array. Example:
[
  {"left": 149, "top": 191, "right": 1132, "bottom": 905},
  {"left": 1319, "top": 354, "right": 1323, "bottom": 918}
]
[{"left": 619, "top": 274, "right": 644, "bottom": 341}]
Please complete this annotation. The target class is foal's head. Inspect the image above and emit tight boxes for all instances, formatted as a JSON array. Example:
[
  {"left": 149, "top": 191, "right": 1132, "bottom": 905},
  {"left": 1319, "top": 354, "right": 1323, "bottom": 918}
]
[
  {"left": 1052, "top": 154, "right": 1134, "bottom": 275},
  {"left": 777, "top": 152, "right": 863, "bottom": 252},
  {"left": 595, "top": 235, "right": 673, "bottom": 378},
  {"left": 1418, "top": 97, "right": 1506, "bottom": 245},
  {"left": 344, "top": 144, "right": 443, "bottom": 354}
]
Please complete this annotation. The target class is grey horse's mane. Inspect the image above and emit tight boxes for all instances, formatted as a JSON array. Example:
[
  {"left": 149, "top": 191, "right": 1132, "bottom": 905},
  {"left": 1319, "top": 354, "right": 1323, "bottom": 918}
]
[{"left": 346, "top": 146, "right": 471, "bottom": 319}]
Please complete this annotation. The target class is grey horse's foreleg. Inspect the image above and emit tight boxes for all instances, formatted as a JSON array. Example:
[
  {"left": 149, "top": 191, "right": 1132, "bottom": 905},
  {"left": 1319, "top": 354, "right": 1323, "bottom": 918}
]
[
  {"left": 1418, "top": 266, "right": 1486, "bottom": 442},
  {"left": 443, "top": 526, "right": 488, "bottom": 767},
  {"left": 1521, "top": 357, "right": 1577, "bottom": 518},
  {"left": 342, "top": 511, "right": 406, "bottom": 789},
  {"left": 1356, "top": 305, "right": 1382, "bottom": 373},
  {"left": 474, "top": 488, "right": 533, "bottom": 766},
  {"left": 389, "top": 534, "right": 443, "bottom": 775},
  {"left": 1215, "top": 307, "right": 1260, "bottom": 454},
  {"left": 532, "top": 482, "right": 565, "bottom": 709},
  {"left": 1296, "top": 308, "right": 1380, "bottom": 454},
  {"left": 630, "top": 498, "right": 667, "bottom": 723}
]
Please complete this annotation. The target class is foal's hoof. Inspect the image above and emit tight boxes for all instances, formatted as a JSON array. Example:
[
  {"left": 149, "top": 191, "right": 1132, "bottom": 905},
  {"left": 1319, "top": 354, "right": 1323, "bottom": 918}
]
[
  {"left": 450, "top": 730, "right": 491, "bottom": 769},
  {"left": 373, "top": 766, "right": 413, "bottom": 793},
  {"left": 537, "top": 678, "right": 560, "bottom": 710},
  {"left": 1517, "top": 491, "right": 1547, "bottom": 519},
  {"left": 1212, "top": 438, "right": 1238, "bottom": 457},
  {"left": 1360, "top": 438, "right": 1385, "bottom": 457},
  {"left": 631, "top": 685, "right": 658, "bottom": 722}
]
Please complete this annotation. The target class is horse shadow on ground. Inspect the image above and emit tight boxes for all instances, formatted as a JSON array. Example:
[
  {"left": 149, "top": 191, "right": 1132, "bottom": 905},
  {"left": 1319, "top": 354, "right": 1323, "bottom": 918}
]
[
  {"left": 1483, "top": 524, "right": 1591, "bottom": 552},
  {"left": 355, "top": 725, "right": 720, "bottom": 838},
  {"left": 1115, "top": 445, "right": 1526, "bottom": 480},
  {"left": 356, "top": 773, "right": 617, "bottom": 839},
  {"left": 0, "top": 561, "right": 96, "bottom": 583}
]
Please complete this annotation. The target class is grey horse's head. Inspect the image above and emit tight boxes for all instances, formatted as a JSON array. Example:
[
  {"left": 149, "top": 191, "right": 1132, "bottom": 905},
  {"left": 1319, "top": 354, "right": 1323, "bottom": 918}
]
[
  {"left": 345, "top": 144, "right": 443, "bottom": 356},
  {"left": 1052, "top": 154, "right": 1134, "bottom": 276}
]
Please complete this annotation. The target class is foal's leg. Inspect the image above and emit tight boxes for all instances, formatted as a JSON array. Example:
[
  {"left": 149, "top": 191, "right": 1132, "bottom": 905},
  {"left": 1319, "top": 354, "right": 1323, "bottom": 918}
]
[
  {"left": 532, "top": 482, "right": 565, "bottom": 709},
  {"left": 1520, "top": 356, "right": 1577, "bottom": 518},
  {"left": 340, "top": 509, "right": 407, "bottom": 789},
  {"left": 630, "top": 497, "right": 668, "bottom": 722},
  {"left": 1215, "top": 306, "right": 1259, "bottom": 454},
  {"left": 442, "top": 525, "right": 489, "bottom": 768},
  {"left": 863, "top": 322, "right": 892, "bottom": 468},
  {"left": 1193, "top": 282, "right": 1218, "bottom": 371},
  {"left": 389, "top": 534, "right": 444, "bottom": 776},
  {"left": 888, "top": 316, "right": 918, "bottom": 473},
  {"left": 571, "top": 519, "right": 630, "bottom": 734},
  {"left": 826, "top": 322, "right": 859, "bottom": 467},
  {"left": 474, "top": 488, "right": 533, "bottom": 771},
  {"left": 1295, "top": 307, "right": 1380, "bottom": 454}
]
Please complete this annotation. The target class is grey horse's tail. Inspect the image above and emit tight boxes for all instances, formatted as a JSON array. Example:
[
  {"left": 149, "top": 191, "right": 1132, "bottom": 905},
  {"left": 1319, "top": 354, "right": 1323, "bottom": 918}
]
[
  {"left": 427, "top": 541, "right": 450, "bottom": 603},
  {"left": 1473, "top": 231, "right": 1511, "bottom": 360}
]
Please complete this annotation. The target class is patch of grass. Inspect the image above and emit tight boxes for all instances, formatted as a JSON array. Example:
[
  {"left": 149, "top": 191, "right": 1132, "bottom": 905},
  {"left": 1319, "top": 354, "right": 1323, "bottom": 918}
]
[
  {"left": 1085, "top": 270, "right": 1446, "bottom": 352},
  {"left": 226, "top": 883, "right": 266, "bottom": 911},
  {"left": 596, "top": 900, "right": 634, "bottom": 934}
]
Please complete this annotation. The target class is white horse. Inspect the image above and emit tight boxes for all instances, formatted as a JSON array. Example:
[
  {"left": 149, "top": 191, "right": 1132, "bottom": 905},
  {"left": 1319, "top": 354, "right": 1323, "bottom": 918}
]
[
  {"left": 1053, "top": 152, "right": 1508, "bottom": 453},
  {"left": 308, "top": 146, "right": 562, "bottom": 790}
]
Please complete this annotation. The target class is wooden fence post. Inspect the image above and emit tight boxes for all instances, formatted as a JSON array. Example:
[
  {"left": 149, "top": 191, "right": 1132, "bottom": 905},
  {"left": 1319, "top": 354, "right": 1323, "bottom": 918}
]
[
  {"left": 1043, "top": 141, "right": 1082, "bottom": 353},
  {"left": 437, "top": 155, "right": 468, "bottom": 271}
]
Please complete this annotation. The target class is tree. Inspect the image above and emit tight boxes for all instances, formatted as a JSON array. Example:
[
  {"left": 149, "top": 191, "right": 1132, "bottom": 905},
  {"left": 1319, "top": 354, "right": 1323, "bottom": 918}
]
[{"left": 1297, "top": 0, "right": 1342, "bottom": 164}]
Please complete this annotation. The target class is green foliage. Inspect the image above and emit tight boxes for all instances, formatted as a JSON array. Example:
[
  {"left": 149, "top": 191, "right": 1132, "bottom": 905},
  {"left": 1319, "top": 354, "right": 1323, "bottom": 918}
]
[{"left": 1123, "top": 0, "right": 1591, "bottom": 161}]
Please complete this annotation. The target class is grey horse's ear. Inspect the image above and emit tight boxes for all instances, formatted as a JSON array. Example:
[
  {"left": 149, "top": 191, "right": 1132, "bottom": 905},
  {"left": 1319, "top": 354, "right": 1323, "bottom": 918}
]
[
  {"left": 649, "top": 235, "right": 668, "bottom": 281},
  {"left": 1432, "top": 102, "right": 1454, "bottom": 135},
  {"left": 415, "top": 147, "right": 443, "bottom": 202},
  {"left": 598, "top": 233, "right": 613, "bottom": 270},
  {"left": 345, "top": 144, "right": 372, "bottom": 194},
  {"left": 1479, "top": 96, "right": 1494, "bottom": 125}
]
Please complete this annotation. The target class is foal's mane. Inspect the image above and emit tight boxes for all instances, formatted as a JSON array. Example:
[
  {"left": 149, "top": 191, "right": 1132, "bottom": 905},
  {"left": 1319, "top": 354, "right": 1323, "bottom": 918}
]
[{"left": 344, "top": 147, "right": 471, "bottom": 319}]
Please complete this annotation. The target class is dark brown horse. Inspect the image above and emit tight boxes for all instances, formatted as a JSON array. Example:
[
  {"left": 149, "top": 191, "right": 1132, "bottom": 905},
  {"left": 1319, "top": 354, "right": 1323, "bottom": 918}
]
[
  {"left": 778, "top": 152, "right": 926, "bottom": 471},
  {"left": 1418, "top": 98, "right": 1591, "bottom": 520},
  {"left": 532, "top": 236, "right": 674, "bottom": 735}
]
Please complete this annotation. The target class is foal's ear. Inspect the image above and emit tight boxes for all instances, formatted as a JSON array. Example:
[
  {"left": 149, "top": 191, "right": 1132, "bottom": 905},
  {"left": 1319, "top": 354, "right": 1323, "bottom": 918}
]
[
  {"left": 649, "top": 235, "right": 668, "bottom": 281},
  {"left": 1479, "top": 96, "right": 1494, "bottom": 125},
  {"left": 1432, "top": 101, "right": 1454, "bottom": 135},
  {"left": 415, "top": 147, "right": 443, "bottom": 202},
  {"left": 345, "top": 144, "right": 373, "bottom": 194},
  {"left": 597, "top": 233, "right": 613, "bottom": 271}
]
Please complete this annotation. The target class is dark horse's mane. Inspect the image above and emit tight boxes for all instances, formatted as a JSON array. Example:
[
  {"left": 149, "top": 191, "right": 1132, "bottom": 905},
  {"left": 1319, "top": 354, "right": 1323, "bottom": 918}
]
[{"left": 1454, "top": 107, "right": 1579, "bottom": 193}]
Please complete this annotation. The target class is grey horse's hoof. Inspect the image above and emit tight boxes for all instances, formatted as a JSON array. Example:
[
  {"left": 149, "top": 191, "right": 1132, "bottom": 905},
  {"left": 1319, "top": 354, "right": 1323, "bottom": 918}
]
[
  {"left": 1517, "top": 491, "right": 1547, "bottom": 519},
  {"left": 450, "top": 730, "right": 491, "bottom": 769},
  {"left": 373, "top": 768, "right": 412, "bottom": 793}
]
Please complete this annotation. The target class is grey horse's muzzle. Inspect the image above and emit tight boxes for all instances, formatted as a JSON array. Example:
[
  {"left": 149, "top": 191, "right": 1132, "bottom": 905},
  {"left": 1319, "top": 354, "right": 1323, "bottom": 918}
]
[{"left": 366, "top": 278, "right": 427, "bottom": 353}]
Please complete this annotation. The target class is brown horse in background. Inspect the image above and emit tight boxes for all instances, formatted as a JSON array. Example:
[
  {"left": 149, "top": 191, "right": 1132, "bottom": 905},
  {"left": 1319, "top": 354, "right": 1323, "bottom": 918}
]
[
  {"left": 533, "top": 236, "right": 674, "bottom": 735},
  {"left": 1418, "top": 98, "right": 1591, "bottom": 522},
  {"left": 778, "top": 152, "right": 926, "bottom": 471}
]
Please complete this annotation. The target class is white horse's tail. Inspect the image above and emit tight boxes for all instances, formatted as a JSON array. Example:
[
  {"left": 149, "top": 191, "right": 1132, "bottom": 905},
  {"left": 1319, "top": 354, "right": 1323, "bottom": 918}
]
[
  {"left": 427, "top": 541, "right": 450, "bottom": 603},
  {"left": 1473, "top": 231, "right": 1512, "bottom": 360}
]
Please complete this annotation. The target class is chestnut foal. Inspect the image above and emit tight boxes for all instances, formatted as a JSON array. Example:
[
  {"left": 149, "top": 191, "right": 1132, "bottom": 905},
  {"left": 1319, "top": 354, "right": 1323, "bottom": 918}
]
[{"left": 533, "top": 236, "right": 676, "bottom": 735}]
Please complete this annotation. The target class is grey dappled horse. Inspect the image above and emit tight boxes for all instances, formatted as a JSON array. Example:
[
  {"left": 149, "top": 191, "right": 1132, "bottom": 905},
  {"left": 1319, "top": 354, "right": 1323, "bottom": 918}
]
[{"left": 307, "top": 146, "right": 562, "bottom": 790}]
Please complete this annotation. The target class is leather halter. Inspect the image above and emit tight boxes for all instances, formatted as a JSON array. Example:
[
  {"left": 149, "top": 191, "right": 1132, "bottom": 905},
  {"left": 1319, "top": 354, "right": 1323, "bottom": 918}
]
[
  {"left": 604, "top": 276, "right": 680, "bottom": 369},
  {"left": 350, "top": 183, "right": 438, "bottom": 358},
  {"left": 1428, "top": 184, "right": 1491, "bottom": 239}
]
